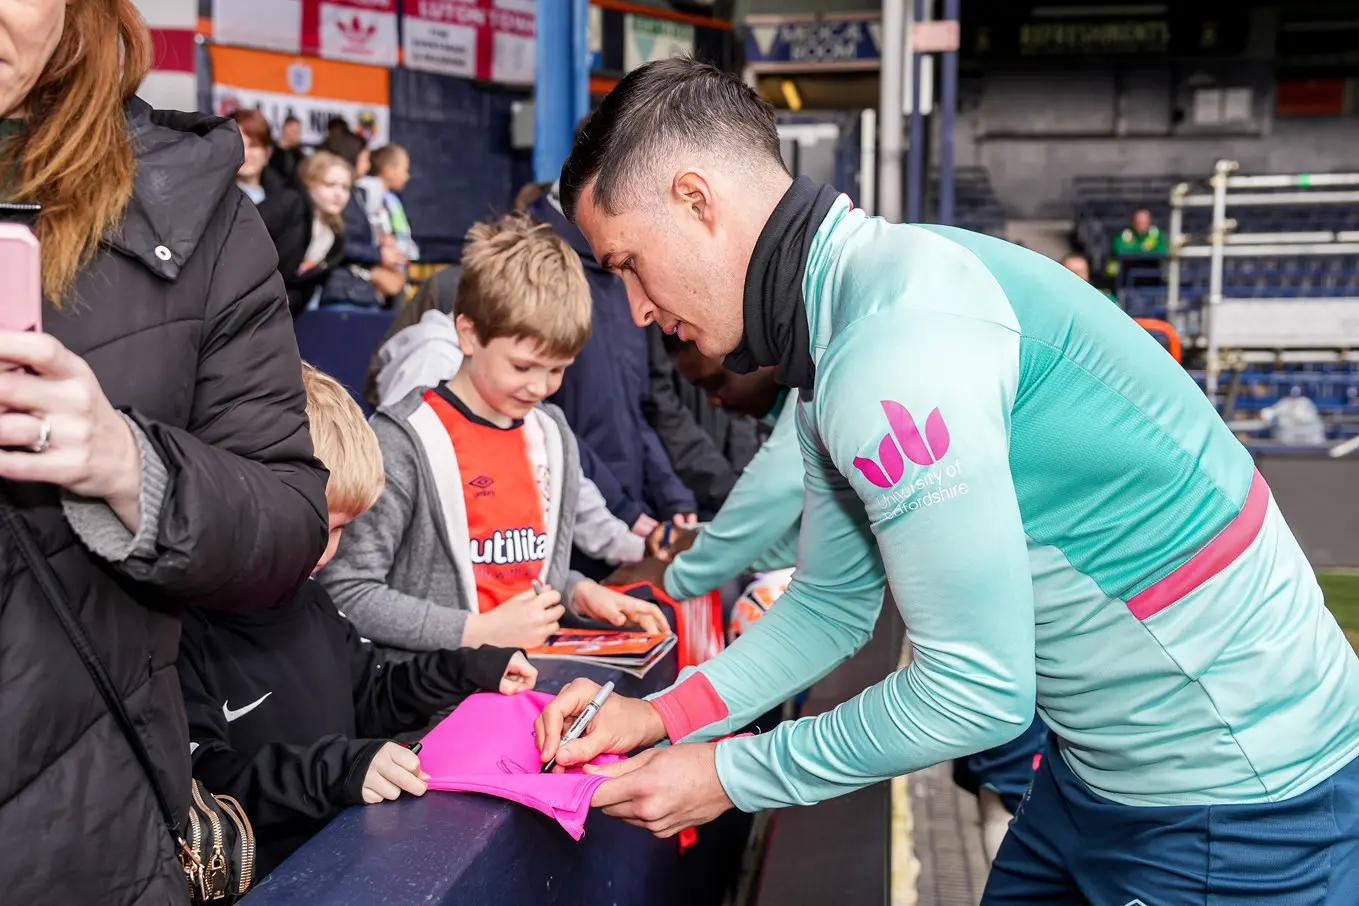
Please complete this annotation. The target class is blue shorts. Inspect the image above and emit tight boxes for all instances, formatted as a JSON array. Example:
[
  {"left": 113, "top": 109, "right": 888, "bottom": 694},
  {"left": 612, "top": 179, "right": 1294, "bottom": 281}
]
[
  {"left": 983, "top": 739, "right": 1359, "bottom": 905},
  {"left": 952, "top": 711, "right": 1048, "bottom": 813}
]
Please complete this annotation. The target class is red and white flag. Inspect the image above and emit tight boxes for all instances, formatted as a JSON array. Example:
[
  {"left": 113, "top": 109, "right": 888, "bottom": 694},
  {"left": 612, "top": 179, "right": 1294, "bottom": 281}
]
[
  {"left": 135, "top": 0, "right": 198, "bottom": 112},
  {"left": 213, "top": 0, "right": 400, "bottom": 68}
]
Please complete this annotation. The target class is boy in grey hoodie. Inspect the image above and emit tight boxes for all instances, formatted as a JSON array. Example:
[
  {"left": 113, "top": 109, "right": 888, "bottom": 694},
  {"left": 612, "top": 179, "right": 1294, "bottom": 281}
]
[{"left": 320, "top": 216, "right": 670, "bottom": 652}]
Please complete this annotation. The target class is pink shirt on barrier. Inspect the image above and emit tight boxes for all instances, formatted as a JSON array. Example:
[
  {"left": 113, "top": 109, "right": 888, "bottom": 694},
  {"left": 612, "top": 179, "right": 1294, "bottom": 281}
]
[{"left": 419, "top": 691, "right": 626, "bottom": 840}]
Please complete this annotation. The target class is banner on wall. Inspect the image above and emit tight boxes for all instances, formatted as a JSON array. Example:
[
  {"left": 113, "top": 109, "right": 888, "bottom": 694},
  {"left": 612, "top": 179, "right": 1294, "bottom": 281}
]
[
  {"left": 402, "top": 0, "right": 536, "bottom": 85},
  {"left": 136, "top": 0, "right": 198, "bottom": 111},
  {"left": 209, "top": 45, "right": 391, "bottom": 145},
  {"left": 744, "top": 13, "right": 883, "bottom": 72},
  {"left": 622, "top": 13, "right": 694, "bottom": 73},
  {"left": 212, "top": 0, "right": 399, "bottom": 67}
]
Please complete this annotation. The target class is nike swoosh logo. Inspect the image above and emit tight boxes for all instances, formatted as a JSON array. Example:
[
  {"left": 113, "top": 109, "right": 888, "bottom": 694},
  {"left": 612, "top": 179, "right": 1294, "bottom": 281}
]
[{"left": 223, "top": 692, "right": 272, "bottom": 723}]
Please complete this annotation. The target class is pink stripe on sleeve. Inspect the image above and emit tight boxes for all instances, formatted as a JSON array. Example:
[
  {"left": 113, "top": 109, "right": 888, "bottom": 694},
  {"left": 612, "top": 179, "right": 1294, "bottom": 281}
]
[
  {"left": 650, "top": 673, "right": 730, "bottom": 743},
  {"left": 1127, "top": 470, "right": 1270, "bottom": 621}
]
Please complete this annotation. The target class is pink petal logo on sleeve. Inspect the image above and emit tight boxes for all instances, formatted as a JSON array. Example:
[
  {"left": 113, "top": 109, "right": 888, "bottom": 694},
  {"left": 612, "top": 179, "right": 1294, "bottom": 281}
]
[{"left": 852, "top": 402, "right": 951, "bottom": 487}]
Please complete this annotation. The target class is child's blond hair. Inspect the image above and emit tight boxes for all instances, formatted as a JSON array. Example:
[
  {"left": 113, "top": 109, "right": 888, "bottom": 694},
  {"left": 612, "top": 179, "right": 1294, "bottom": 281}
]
[
  {"left": 455, "top": 213, "right": 592, "bottom": 358},
  {"left": 301, "top": 363, "right": 385, "bottom": 517}
]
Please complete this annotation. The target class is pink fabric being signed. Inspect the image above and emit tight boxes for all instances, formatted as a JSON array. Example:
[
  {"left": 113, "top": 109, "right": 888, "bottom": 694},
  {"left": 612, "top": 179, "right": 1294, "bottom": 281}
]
[{"left": 419, "top": 691, "right": 625, "bottom": 840}]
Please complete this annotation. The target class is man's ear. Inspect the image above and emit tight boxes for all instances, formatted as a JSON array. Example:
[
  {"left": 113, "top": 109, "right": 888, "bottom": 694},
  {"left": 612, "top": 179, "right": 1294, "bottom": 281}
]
[{"left": 674, "top": 169, "right": 718, "bottom": 234}]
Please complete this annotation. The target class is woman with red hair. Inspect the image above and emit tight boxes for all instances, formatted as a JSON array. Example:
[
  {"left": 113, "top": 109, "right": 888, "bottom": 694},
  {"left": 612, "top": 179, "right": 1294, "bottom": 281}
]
[
  {"left": 231, "top": 107, "right": 313, "bottom": 306},
  {"left": 0, "top": 2, "right": 328, "bottom": 902}
]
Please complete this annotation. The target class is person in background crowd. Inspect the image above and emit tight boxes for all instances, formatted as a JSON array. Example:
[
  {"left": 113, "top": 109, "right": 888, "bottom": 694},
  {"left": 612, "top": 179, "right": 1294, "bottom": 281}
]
[
  {"left": 319, "top": 128, "right": 404, "bottom": 307},
  {"left": 231, "top": 109, "right": 309, "bottom": 290},
  {"left": 1107, "top": 206, "right": 1167, "bottom": 277},
  {"left": 645, "top": 323, "right": 759, "bottom": 517},
  {"left": 359, "top": 143, "right": 420, "bottom": 265},
  {"left": 179, "top": 364, "right": 536, "bottom": 879},
  {"left": 287, "top": 150, "right": 352, "bottom": 314},
  {"left": 324, "top": 115, "right": 351, "bottom": 146},
  {"left": 616, "top": 342, "right": 800, "bottom": 598},
  {"left": 365, "top": 263, "right": 461, "bottom": 410},
  {"left": 952, "top": 717, "right": 1049, "bottom": 864},
  {"left": 1063, "top": 250, "right": 1117, "bottom": 301},
  {"left": 1060, "top": 251, "right": 1091, "bottom": 282},
  {"left": 269, "top": 113, "right": 305, "bottom": 181},
  {"left": 320, "top": 216, "right": 664, "bottom": 654},
  {"left": 0, "top": 3, "right": 328, "bottom": 903},
  {"left": 527, "top": 181, "right": 698, "bottom": 576}
]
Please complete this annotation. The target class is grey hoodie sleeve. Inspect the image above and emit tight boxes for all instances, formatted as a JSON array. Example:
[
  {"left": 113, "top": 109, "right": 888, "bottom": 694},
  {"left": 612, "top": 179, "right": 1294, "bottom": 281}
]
[
  {"left": 375, "top": 316, "right": 465, "bottom": 409},
  {"left": 571, "top": 467, "right": 646, "bottom": 566},
  {"left": 62, "top": 415, "right": 169, "bottom": 563},
  {"left": 317, "top": 419, "right": 469, "bottom": 651}
]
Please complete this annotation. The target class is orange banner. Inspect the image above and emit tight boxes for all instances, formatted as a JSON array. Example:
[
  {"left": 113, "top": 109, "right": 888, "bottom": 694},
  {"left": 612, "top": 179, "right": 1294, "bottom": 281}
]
[{"left": 209, "top": 45, "right": 390, "bottom": 145}]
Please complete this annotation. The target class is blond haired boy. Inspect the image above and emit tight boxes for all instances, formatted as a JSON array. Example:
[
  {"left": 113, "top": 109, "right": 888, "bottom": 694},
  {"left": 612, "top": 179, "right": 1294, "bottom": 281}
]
[
  {"left": 178, "top": 364, "right": 537, "bottom": 878},
  {"left": 320, "top": 215, "right": 669, "bottom": 652}
]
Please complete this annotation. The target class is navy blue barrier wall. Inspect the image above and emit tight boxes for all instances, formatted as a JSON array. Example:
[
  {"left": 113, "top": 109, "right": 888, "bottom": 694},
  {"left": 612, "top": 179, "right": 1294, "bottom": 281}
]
[
  {"left": 389, "top": 68, "right": 534, "bottom": 264},
  {"left": 293, "top": 306, "right": 397, "bottom": 415},
  {"left": 243, "top": 655, "right": 753, "bottom": 906}
]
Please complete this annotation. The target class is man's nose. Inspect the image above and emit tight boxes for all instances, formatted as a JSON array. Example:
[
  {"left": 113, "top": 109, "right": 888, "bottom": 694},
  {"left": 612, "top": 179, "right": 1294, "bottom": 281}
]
[{"left": 623, "top": 282, "right": 655, "bottom": 329}]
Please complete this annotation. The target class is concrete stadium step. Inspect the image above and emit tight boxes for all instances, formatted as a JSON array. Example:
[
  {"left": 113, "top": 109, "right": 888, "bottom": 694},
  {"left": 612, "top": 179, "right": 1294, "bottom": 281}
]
[{"left": 906, "top": 762, "right": 990, "bottom": 906}]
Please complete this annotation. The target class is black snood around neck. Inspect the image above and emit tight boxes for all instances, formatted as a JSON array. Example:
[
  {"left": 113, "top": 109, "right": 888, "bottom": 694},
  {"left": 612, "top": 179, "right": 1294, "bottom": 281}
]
[{"left": 724, "top": 176, "right": 840, "bottom": 395}]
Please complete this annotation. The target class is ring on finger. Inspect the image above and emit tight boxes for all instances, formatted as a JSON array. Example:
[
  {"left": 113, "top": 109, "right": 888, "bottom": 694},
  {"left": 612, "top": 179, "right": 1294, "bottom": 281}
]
[{"left": 29, "top": 416, "right": 51, "bottom": 454}]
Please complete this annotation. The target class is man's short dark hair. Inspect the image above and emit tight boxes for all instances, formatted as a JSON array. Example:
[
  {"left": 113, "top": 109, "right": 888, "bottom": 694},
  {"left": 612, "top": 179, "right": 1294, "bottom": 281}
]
[
  {"left": 284, "top": 115, "right": 301, "bottom": 126},
  {"left": 560, "top": 56, "right": 785, "bottom": 223}
]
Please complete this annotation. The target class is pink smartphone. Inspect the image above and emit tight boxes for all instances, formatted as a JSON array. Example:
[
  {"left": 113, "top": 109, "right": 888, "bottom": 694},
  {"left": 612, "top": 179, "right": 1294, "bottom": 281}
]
[
  {"left": 0, "top": 222, "right": 41, "bottom": 334},
  {"left": 0, "top": 222, "right": 40, "bottom": 384}
]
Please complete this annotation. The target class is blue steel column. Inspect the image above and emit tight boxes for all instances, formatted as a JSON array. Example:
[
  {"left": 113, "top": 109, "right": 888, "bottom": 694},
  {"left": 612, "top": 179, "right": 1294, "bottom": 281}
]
[
  {"left": 534, "top": 0, "right": 591, "bottom": 183},
  {"left": 937, "top": 0, "right": 959, "bottom": 226},
  {"left": 905, "top": 0, "right": 925, "bottom": 223}
]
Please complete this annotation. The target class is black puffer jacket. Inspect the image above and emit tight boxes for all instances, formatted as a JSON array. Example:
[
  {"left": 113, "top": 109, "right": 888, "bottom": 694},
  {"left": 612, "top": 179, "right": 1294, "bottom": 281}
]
[{"left": 0, "top": 101, "right": 329, "bottom": 904}]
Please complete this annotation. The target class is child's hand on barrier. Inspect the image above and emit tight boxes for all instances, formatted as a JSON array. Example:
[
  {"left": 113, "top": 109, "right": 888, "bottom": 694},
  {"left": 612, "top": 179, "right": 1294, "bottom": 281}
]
[
  {"left": 464, "top": 587, "right": 564, "bottom": 649},
  {"left": 572, "top": 581, "right": 671, "bottom": 634},
  {"left": 500, "top": 651, "right": 538, "bottom": 695},
  {"left": 362, "top": 742, "right": 430, "bottom": 804}
]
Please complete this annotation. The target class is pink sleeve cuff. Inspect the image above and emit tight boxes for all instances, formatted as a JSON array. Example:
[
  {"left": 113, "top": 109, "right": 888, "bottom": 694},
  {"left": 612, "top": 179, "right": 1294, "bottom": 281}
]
[{"left": 650, "top": 673, "right": 730, "bottom": 743}]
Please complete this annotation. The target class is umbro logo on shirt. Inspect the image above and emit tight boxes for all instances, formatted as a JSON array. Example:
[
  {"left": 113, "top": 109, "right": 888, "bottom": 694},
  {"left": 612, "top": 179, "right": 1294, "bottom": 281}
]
[{"left": 469, "top": 475, "right": 494, "bottom": 489}]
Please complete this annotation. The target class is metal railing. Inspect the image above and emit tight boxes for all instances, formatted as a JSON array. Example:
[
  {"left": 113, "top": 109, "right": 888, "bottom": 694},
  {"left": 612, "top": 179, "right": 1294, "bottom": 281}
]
[{"left": 1166, "top": 161, "right": 1359, "bottom": 398}]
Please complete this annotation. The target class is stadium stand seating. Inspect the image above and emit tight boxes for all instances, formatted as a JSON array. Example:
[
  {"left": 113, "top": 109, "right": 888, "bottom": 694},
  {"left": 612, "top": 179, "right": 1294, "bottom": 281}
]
[
  {"left": 938, "top": 167, "right": 1007, "bottom": 237},
  {"left": 1070, "top": 174, "right": 1359, "bottom": 446}
]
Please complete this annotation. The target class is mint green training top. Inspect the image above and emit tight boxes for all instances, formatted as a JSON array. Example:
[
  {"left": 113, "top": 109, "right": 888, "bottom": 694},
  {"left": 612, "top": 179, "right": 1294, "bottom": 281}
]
[
  {"left": 649, "top": 195, "right": 1359, "bottom": 814},
  {"left": 663, "top": 390, "right": 802, "bottom": 600}
]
